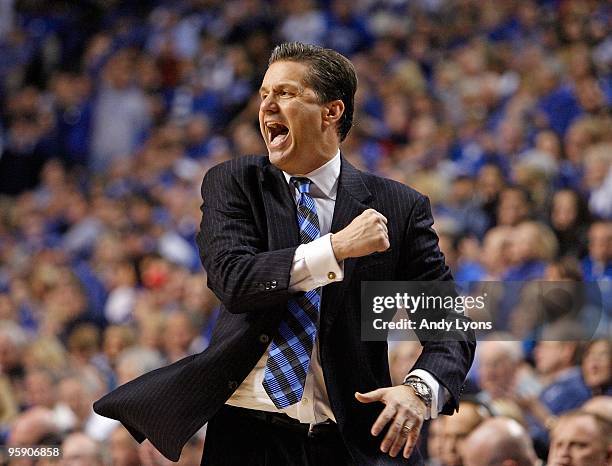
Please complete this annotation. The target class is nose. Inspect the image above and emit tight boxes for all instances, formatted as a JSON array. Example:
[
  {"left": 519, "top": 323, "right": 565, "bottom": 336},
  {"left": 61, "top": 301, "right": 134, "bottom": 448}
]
[{"left": 260, "top": 94, "right": 278, "bottom": 113}]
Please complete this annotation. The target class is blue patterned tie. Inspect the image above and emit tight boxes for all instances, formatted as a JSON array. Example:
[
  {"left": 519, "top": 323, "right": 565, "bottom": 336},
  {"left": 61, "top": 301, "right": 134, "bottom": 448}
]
[{"left": 262, "top": 177, "right": 321, "bottom": 408}]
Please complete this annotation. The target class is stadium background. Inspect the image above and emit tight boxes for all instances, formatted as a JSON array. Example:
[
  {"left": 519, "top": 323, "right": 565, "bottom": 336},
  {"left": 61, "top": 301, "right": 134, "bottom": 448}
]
[{"left": 0, "top": 0, "right": 610, "bottom": 465}]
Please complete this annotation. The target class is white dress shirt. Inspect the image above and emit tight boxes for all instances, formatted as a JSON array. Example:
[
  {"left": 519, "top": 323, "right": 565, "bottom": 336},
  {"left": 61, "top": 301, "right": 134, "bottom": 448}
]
[{"left": 226, "top": 151, "right": 448, "bottom": 423}]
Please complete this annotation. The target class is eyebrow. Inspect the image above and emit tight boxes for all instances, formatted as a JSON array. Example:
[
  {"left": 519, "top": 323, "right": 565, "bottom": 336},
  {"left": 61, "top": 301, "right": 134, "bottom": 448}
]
[{"left": 258, "top": 82, "right": 301, "bottom": 94}]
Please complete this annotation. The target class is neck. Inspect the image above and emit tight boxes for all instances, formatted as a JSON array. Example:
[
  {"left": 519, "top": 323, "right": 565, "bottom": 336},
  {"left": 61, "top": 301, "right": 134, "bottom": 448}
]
[{"left": 284, "top": 146, "right": 339, "bottom": 176}]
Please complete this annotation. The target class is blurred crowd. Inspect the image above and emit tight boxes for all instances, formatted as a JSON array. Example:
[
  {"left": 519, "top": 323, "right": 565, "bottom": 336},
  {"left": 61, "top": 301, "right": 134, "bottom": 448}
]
[{"left": 0, "top": 0, "right": 610, "bottom": 464}]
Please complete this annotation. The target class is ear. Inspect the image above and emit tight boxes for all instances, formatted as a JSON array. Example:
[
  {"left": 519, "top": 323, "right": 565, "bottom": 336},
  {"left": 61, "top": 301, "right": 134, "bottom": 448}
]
[{"left": 322, "top": 100, "right": 345, "bottom": 128}]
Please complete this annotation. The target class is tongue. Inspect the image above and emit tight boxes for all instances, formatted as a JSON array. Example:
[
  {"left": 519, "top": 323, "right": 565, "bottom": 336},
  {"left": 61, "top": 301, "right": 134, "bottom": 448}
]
[{"left": 271, "top": 132, "right": 288, "bottom": 147}]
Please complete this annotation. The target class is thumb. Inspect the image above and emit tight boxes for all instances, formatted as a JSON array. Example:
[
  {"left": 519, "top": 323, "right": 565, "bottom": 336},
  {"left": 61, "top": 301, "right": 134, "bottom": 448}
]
[{"left": 355, "top": 388, "right": 385, "bottom": 403}]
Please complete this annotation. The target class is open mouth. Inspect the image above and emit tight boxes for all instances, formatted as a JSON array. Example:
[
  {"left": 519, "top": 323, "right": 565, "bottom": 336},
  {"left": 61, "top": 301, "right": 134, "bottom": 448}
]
[{"left": 266, "top": 122, "right": 289, "bottom": 148}]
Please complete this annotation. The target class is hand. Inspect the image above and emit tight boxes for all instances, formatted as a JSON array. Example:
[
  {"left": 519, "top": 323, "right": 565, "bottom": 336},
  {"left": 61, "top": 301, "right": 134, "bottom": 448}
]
[
  {"left": 331, "top": 209, "right": 389, "bottom": 261},
  {"left": 355, "top": 385, "right": 426, "bottom": 459}
]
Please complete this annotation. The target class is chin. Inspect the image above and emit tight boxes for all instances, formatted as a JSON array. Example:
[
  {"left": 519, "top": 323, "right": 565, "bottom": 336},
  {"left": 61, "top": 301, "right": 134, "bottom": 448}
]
[{"left": 268, "top": 148, "right": 296, "bottom": 172}]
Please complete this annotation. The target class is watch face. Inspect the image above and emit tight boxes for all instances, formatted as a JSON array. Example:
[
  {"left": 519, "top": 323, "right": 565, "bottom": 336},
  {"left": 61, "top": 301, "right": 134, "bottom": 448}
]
[{"left": 407, "top": 380, "right": 432, "bottom": 406}]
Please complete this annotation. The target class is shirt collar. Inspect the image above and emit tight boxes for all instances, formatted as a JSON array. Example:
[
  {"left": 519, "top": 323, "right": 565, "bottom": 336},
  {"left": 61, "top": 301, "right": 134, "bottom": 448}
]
[{"left": 282, "top": 150, "right": 341, "bottom": 201}]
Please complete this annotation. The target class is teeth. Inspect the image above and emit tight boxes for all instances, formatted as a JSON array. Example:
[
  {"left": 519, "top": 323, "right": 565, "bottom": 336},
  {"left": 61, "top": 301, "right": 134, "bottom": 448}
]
[{"left": 265, "top": 122, "right": 288, "bottom": 142}]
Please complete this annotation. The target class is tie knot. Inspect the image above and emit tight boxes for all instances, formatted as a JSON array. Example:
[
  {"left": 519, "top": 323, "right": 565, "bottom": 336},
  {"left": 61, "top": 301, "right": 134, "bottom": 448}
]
[{"left": 291, "top": 177, "right": 311, "bottom": 194}]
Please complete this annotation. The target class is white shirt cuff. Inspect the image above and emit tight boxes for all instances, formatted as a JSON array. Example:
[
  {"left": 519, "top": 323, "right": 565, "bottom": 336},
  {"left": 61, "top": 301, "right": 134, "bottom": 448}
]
[
  {"left": 289, "top": 234, "right": 343, "bottom": 292},
  {"left": 302, "top": 233, "right": 343, "bottom": 286},
  {"left": 404, "top": 369, "right": 449, "bottom": 420}
]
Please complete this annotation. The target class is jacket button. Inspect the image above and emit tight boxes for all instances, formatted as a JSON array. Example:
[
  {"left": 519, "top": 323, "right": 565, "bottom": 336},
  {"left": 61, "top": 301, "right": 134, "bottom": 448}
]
[
  {"left": 228, "top": 381, "right": 238, "bottom": 390},
  {"left": 327, "top": 272, "right": 336, "bottom": 280},
  {"left": 259, "top": 334, "right": 270, "bottom": 343}
]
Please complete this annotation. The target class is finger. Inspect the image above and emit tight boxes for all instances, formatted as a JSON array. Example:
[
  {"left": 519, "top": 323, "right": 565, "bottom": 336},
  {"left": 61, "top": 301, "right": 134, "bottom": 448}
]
[
  {"left": 402, "top": 421, "right": 423, "bottom": 459},
  {"left": 381, "top": 414, "right": 408, "bottom": 455},
  {"left": 371, "top": 404, "right": 397, "bottom": 437},
  {"left": 389, "top": 419, "right": 414, "bottom": 457},
  {"left": 355, "top": 389, "right": 385, "bottom": 403}
]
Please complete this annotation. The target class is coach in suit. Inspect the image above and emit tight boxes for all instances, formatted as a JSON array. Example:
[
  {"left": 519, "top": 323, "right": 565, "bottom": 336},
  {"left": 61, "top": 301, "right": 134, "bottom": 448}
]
[{"left": 93, "top": 42, "right": 475, "bottom": 465}]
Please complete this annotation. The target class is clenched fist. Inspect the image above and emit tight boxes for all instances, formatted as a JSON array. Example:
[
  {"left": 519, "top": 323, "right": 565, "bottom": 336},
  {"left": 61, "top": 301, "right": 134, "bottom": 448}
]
[{"left": 331, "top": 208, "right": 389, "bottom": 261}]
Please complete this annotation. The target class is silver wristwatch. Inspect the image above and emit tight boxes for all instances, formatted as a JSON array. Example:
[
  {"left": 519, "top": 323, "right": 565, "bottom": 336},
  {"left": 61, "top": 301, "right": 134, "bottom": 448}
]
[{"left": 402, "top": 376, "right": 432, "bottom": 409}]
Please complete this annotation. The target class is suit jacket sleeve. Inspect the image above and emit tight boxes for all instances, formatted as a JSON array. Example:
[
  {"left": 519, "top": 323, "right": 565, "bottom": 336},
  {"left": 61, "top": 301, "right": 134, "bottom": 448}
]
[
  {"left": 398, "top": 194, "right": 476, "bottom": 414},
  {"left": 196, "top": 162, "right": 298, "bottom": 313}
]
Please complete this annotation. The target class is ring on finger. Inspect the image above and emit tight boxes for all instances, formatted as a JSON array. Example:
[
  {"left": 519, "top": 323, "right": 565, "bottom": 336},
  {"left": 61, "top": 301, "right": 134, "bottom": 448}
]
[{"left": 401, "top": 422, "right": 413, "bottom": 434}]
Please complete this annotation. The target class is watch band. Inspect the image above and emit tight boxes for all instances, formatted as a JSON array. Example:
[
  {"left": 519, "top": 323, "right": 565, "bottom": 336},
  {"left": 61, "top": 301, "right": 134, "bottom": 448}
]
[{"left": 402, "top": 376, "right": 433, "bottom": 409}]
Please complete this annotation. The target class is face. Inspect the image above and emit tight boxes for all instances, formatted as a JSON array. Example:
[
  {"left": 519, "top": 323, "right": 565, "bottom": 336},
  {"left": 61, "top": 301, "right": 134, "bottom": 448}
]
[
  {"left": 508, "top": 224, "right": 536, "bottom": 264},
  {"left": 478, "top": 344, "right": 518, "bottom": 398},
  {"left": 552, "top": 191, "right": 578, "bottom": 230},
  {"left": 497, "top": 189, "right": 528, "bottom": 226},
  {"left": 259, "top": 60, "right": 340, "bottom": 175},
  {"left": 534, "top": 340, "right": 567, "bottom": 375},
  {"left": 109, "top": 428, "right": 140, "bottom": 466},
  {"left": 427, "top": 418, "right": 444, "bottom": 463},
  {"left": 548, "top": 415, "right": 610, "bottom": 466},
  {"left": 588, "top": 223, "right": 612, "bottom": 263},
  {"left": 440, "top": 404, "right": 483, "bottom": 466},
  {"left": 582, "top": 340, "right": 611, "bottom": 389}
]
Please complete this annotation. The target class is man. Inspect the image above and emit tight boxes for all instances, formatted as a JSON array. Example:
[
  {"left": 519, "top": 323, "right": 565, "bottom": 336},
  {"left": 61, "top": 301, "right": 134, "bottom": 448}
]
[
  {"left": 108, "top": 426, "right": 141, "bottom": 466},
  {"left": 60, "top": 432, "right": 104, "bottom": 466},
  {"left": 93, "top": 42, "right": 475, "bottom": 465},
  {"left": 548, "top": 411, "right": 611, "bottom": 466},
  {"left": 521, "top": 326, "right": 590, "bottom": 436},
  {"left": 439, "top": 400, "right": 489, "bottom": 466},
  {"left": 582, "top": 396, "right": 612, "bottom": 423},
  {"left": 461, "top": 417, "right": 539, "bottom": 466}
]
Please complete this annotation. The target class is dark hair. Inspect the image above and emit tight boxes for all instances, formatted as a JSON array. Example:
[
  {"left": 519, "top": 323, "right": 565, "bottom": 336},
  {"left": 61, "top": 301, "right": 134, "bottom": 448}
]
[{"left": 269, "top": 42, "right": 357, "bottom": 142}]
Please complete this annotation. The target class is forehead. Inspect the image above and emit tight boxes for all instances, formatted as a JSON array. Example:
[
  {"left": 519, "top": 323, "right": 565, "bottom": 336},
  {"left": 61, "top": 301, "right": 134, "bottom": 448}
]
[
  {"left": 553, "top": 416, "right": 600, "bottom": 441},
  {"left": 444, "top": 405, "right": 481, "bottom": 433},
  {"left": 260, "top": 60, "right": 311, "bottom": 89}
]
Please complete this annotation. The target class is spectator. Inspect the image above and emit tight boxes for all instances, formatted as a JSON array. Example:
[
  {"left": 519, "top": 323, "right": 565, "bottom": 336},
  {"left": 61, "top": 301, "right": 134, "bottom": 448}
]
[
  {"left": 461, "top": 417, "right": 539, "bottom": 466},
  {"left": 479, "top": 226, "right": 513, "bottom": 279},
  {"left": 497, "top": 187, "right": 532, "bottom": 227},
  {"left": 60, "top": 432, "right": 104, "bottom": 466},
  {"left": 549, "top": 189, "right": 589, "bottom": 258},
  {"left": 115, "top": 346, "right": 164, "bottom": 385},
  {"left": 426, "top": 418, "right": 444, "bottom": 466},
  {"left": 89, "top": 51, "right": 151, "bottom": 172},
  {"left": 547, "top": 411, "right": 611, "bottom": 466},
  {"left": 504, "top": 221, "right": 558, "bottom": 281},
  {"left": 582, "top": 396, "right": 612, "bottom": 424},
  {"left": 108, "top": 425, "right": 141, "bottom": 466},
  {"left": 57, "top": 375, "right": 118, "bottom": 442},
  {"left": 475, "top": 338, "right": 525, "bottom": 421},
  {"left": 582, "top": 339, "right": 611, "bottom": 397},
  {"left": 582, "top": 222, "right": 612, "bottom": 281},
  {"left": 584, "top": 143, "right": 612, "bottom": 219},
  {"left": 7, "top": 406, "right": 61, "bottom": 446},
  {"left": 439, "top": 399, "right": 490, "bottom": 466},
  {"left": 518, "top": 325, "right": 591, "bottom": 456}
]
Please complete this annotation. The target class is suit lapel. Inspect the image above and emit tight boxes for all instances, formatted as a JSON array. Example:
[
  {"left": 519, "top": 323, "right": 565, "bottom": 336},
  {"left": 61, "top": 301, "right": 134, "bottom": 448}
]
[
  {"left": 260, "top": 160, "right": 300, "bottom": 250},
  {"left": 321, "top": 156, "right": 372, "bottom": 335}
]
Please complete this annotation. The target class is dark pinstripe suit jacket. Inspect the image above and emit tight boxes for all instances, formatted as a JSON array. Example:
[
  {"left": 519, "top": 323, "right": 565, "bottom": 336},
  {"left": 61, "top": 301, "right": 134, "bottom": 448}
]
[{"left": 93, "top": 155, "right": 475, "bottom": 465}]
